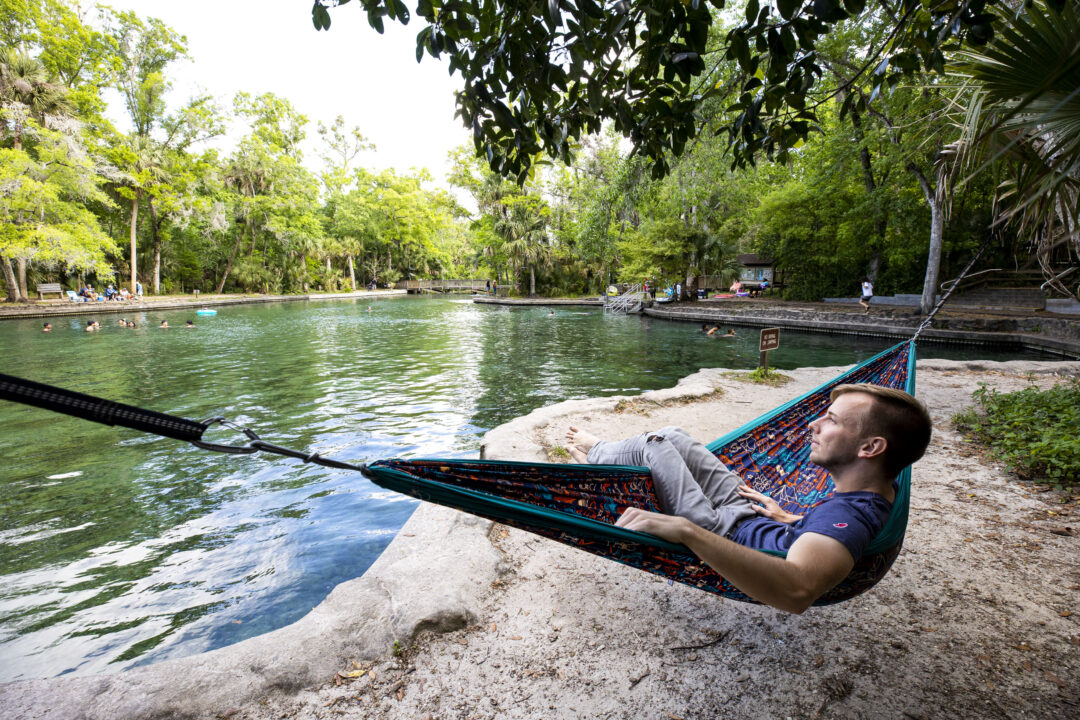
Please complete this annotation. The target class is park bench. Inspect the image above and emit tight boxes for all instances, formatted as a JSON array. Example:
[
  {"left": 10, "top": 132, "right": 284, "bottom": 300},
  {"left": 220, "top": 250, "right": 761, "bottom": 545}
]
[{"left": 36, "top": 283, "right": 64, "bottom": 300}]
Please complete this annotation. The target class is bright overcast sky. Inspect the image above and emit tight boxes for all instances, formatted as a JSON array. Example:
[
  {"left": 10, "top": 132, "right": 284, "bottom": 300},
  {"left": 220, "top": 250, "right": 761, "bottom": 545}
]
[{"left": 103, "top": 1, "right": 472, "bottom": 189}]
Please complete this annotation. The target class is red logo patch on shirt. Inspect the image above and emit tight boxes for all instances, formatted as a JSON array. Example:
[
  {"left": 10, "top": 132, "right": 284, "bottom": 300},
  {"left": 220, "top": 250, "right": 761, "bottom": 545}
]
[{"left": 833, "top": 522, "right": 848, "bottom": 528}]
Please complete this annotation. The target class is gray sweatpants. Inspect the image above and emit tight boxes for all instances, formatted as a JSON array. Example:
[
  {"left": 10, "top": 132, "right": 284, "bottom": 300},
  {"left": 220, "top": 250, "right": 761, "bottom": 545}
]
[{"left": 586, "top": 426, "right": 757, "bottom": 537}]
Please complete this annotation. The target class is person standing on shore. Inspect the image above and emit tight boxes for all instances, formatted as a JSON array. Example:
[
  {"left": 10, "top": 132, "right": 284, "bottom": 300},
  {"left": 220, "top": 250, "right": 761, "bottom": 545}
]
[{"left": 859, "top": 277, "right": 873, "bottom": 314}]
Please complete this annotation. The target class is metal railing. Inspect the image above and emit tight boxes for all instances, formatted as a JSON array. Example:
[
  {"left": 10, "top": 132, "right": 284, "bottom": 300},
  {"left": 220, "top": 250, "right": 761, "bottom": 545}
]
[
  {"left": 395, "top": 279, "right": 488, "bottom": 292},
  {"left": 605, "top": 284, "right": 644, "bottom": 314}
]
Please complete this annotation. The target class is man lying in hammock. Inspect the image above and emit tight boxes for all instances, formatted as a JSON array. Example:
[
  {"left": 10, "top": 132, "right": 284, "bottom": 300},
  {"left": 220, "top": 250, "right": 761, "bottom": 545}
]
[{"left": 565, "top": 384, "right": 932, "bottom": 613}]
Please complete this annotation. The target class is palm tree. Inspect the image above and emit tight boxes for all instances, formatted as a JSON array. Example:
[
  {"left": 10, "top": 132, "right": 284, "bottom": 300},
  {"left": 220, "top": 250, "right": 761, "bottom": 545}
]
[
  {"left": 217, "top": 146, "right": 271, "bottom": 292},
  {"left": 494, "top": 202, "right": 549, "bottom": 296},
  {"left": 949, "top": 1, "right": 1080, "bottom": 300},
  {"left": 0, "top": 50, "right": 72, "bottom": 150},
  {"left": 120, "top": 134, "right": 166, "bottom": 296}
]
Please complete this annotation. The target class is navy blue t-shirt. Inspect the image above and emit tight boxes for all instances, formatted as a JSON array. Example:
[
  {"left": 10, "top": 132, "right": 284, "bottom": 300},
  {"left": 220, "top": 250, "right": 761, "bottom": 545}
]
[{"left": 730, "top": 491, "right": 893, "bottom": 560}]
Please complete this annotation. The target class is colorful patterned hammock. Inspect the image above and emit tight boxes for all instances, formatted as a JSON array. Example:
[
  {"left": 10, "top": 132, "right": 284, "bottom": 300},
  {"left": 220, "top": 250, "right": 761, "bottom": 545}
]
[{"left": 365, "top": 340, "right": 916, "bottom": 606}]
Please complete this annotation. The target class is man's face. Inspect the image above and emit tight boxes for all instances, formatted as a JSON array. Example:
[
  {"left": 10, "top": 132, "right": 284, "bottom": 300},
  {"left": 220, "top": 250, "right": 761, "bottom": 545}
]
[{"left": 808, "top": 393, "right": 875, "bottom": 471}]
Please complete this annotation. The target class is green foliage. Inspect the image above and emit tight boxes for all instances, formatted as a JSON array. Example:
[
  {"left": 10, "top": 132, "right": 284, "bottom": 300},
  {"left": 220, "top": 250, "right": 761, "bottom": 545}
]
[
  {"left": 744, "top": 367, "right": 793, "bottom": 386},
  {"left": 316, "top": 0, "right": 1009, "bottom": 180},
  {"left": 953, "top": 380, "right": 1080, "bottom": 487},
  {"left": 0, "top": 119, "right": 116, "bottom": 275},
  {"left": 0, "top": 1, "right": 1057, "bottom": 308},
  {"left": 949, "top": 1, "right": 1080, "bottom": 301}
]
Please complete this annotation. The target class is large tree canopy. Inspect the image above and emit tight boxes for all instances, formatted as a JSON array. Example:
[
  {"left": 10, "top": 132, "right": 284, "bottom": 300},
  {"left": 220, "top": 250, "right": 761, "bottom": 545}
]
[{"left": 313, "top": 0, "right": 1017, "bottom": 180}]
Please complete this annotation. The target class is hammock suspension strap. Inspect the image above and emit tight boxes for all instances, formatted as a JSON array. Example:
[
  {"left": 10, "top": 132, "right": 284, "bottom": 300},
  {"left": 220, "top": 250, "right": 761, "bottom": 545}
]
[
  {"left": 0, "top": 373, "right": 372, "bottom": 476},
  {"left": 911, "top": 236, "right": 994, "bottom": 342}
]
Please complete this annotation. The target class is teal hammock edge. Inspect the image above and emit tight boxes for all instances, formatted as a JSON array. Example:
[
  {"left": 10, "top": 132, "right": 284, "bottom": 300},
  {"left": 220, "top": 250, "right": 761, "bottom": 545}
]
[
  {"left": 704, "top": 339, "right": 916, "bottom": 557},
  {"left": 365, "top": 339, "right": 916, "bottom": 602},
  {"left": 704, "top": 340, "right": 915, "bottom": 452},
  {"left": 365, "top": 461, "right": 683, "bottom": 553}
]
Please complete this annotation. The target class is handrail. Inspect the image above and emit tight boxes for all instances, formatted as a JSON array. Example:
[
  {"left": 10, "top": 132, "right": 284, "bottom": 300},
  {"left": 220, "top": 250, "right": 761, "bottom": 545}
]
[
  {"left": 605, "top": 284, "right": 644, "bottom": 314},
  {"left": 939, "top": 267, "right": 1002, "bottom": 293}
]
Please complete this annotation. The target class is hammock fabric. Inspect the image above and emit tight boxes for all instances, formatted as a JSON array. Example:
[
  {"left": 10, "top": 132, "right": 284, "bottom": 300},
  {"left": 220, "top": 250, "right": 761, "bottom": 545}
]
[{"left": 366, "top": 340, "right": 916, "bottom": 606}]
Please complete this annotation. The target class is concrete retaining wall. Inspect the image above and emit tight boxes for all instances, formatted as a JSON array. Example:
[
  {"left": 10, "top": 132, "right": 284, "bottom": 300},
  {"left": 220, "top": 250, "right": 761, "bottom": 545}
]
[{"left": 647, "top": 304, "right": 1080, "bottom": 358}]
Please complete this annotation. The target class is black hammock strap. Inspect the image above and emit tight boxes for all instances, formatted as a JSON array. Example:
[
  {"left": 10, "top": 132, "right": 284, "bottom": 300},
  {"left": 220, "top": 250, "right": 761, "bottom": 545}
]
[
  {"left": 0, "top": 373, "right": 370, "bottom": 473},
  {"left": 0, "top": 373, "right": 208, "bottom": 443}
]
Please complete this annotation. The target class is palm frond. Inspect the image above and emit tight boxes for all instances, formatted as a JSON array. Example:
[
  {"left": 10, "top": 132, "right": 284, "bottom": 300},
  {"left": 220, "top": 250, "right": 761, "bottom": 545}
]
[{"left": 947, "top": 1, "right": 1080, "bottom": 298}]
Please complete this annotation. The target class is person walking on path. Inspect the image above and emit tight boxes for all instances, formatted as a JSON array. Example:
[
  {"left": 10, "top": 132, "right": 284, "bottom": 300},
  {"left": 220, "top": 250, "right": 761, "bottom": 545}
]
[
  {"left": 859, "top": 277, "right": 874, "bottom": 314},
  {"left": 564, "top": 384, "right": 932, "bottom": 613}
]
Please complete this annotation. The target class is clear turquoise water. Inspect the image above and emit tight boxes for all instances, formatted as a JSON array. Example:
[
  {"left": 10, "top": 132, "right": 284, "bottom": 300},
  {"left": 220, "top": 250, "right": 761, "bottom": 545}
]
[{"left": 0, "top": 297, "right": 1055, "bottom": 680}]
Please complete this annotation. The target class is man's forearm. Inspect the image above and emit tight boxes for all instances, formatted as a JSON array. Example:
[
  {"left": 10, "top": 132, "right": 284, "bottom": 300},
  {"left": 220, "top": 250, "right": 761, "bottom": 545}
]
[
  {"left": 615, "top": 508, "right": 852, "bottom": 613},
  {"left": 676, "top": 523, "right": 831, "bottom": 614}
]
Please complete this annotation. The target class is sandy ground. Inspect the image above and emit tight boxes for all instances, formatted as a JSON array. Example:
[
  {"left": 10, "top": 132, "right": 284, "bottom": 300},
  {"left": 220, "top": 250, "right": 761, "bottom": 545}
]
[{"left": 218, "top": 359, "right": 1080, "bottom": 720}]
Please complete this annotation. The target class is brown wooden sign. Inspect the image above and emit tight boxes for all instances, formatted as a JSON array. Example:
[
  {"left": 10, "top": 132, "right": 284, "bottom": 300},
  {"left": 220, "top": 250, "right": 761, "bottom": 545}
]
[{"left": 759, "top": 327, "right": 780, "bottom": 352}]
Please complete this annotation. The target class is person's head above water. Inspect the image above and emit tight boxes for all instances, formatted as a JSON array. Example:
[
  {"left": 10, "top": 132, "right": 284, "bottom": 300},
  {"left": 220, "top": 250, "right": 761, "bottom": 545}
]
[
  {"left": 811, "top": 384, "right": 932, "bottom": 480},
  {"left": 42, "top": 322, "right": 51, "bottom": 332}
]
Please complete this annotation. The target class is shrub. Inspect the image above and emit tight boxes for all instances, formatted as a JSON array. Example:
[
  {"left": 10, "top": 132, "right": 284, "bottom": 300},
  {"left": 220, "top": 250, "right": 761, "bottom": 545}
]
[
  {"left": 953, "top": 379, "right": 1080, "bottom": 487},
  {"left": 744, "top": 367, "right": 793, "bottom": 386}
]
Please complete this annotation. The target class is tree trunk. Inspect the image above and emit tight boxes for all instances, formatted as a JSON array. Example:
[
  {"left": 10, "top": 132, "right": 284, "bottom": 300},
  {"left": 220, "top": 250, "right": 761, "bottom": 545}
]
[
  {"left": 17, "top": 257, "right": 28, "bottom": 300},
  {"left": 910, "top": 163, "right": 945, "bottom": 315},
  {"left": 2, "top": 255, "right": 20, "bottom": 302},
  {"left": 216, "top": 227, "right": 244, "bottom": 294},
  {"left": 301, "top": 254, "right": 309, "bottom": 292},
  {"left": 529, "top": 266, "right": 536, "bottom": 296},
  {"left": 249, "top": 207, "right": 259, "bottom": 255},
  {"left": 129, "top": 190, "right": 141, "bottom": 294},
  {"left": 148, "top": 198, "right": 162, "bottom": 295},
  {"left": 347, "top": 254, "right": 356, "bottom": 291},
  {"left": 867, "top": 254, "right": 881, "bottom": 283},
  {"left": 850, "top": 108, "right": 886, "bottom": 280}
]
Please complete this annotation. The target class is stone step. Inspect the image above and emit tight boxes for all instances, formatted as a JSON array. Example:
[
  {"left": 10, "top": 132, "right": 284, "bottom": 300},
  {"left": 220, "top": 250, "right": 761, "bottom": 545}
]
[{"left": 950, "top": 288, "right": 1045, "bottom": 310}]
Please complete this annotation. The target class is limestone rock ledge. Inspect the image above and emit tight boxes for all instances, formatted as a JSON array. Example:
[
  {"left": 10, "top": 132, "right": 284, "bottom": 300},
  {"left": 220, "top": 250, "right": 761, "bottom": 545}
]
[{"left": 0, "top": 505, "right": 507, "bottom": 720}]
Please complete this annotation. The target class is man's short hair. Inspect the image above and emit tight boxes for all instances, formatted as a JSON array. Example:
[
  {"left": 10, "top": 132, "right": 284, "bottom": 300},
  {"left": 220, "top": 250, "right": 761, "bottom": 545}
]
[{"left": 831, "top": 384, "right": 933, "bottom": 477}]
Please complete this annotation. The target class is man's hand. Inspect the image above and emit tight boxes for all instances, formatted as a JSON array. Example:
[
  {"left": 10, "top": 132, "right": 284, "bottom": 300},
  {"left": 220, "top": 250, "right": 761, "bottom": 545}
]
[
  {"left": 736, "top": 484, "right": 804, "bottom": 525},
  {"left": 616, "top": 506, "right": 854, "bottom": 614},
  {"left": 615, "top": 507, "right": 695, "bottom": 544}
]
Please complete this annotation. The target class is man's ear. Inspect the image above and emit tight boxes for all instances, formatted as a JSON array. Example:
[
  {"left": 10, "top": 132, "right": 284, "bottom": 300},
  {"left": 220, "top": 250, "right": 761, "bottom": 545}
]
[{"left": 857, "top": 436, "right": 887, "bottom": 461}]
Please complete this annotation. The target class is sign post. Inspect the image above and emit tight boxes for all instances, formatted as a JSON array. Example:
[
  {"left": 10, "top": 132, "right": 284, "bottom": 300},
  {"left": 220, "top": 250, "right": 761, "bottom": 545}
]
[{"left": 759, "top": 327, "right": 780, "bottom": 370}]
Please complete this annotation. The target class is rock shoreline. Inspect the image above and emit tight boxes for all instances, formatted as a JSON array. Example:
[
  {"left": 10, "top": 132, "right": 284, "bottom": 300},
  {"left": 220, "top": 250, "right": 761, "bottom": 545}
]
[{"left": 0, "top": 290, "right": 407, "bottom": 321}]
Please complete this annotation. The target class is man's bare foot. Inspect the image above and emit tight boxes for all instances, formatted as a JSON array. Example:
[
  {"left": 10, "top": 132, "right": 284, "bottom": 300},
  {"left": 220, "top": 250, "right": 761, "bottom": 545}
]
[
  {"left": 565, "top": 444, "right": 589, "bottom": 463},
  {"left": 564, "top": 426, "right": 600, "bottom": 463},
  {"left": 565, "top": 426, "right": 600, "bottom": 453}
]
